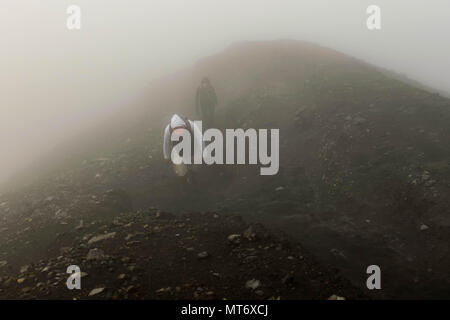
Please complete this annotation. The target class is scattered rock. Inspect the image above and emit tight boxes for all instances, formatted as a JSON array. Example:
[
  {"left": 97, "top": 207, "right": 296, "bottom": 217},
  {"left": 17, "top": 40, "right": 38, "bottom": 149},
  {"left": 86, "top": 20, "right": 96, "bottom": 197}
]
[
  {"left": 20, "top": 265, "right": 29, "bottom": 274},
  {"left": 88, "top": 232, "right": 116, "bottom": 245},
  {"left": 88, "top": 287, "right": 105, "bottom": 296},
  {"left": 86, "top": 248, "right": 106, "bottom": 261},
  {"left": 156, "top": 287, "right": 172, "bottom": 294},
  {"left": 243, "top": 226, "right": 256, "bottom": 240},
  {"left": 125, "top": 285, "right": 137, "bottom": 293},
  {"left": 197, "top": 251, "right": 209, "bottom": 259},
  {"left": 255, "top": 290, "right": 264, "bottom": 296},
  {"left": 227, "top": 234, "right": 241, "bottom": 244},
  {"left": 22, "top": 287, "right": 32, "bottom": 294},
  {"left": 245, "top": 279, "right": 261, "bottom": 290}
]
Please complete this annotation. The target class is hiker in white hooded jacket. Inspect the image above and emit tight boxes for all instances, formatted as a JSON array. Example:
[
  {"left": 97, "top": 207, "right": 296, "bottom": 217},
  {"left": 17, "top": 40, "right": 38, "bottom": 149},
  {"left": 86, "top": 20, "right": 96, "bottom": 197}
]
[{"left": 163, "top": 114, "right": 204, "bottom": 166}]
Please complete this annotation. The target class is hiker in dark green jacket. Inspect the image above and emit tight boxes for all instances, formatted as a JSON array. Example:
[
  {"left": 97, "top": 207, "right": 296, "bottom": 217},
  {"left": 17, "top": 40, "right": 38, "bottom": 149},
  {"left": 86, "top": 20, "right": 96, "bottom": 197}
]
[{"left": 196, "top": 77, "right": 217, "bottom": 128}]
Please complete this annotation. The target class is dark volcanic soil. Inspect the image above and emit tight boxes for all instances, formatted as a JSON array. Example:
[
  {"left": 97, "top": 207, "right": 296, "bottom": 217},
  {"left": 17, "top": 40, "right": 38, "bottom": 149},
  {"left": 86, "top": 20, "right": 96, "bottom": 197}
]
[{"left": 0, "top": 205, "right": 362, "bottom": 299}]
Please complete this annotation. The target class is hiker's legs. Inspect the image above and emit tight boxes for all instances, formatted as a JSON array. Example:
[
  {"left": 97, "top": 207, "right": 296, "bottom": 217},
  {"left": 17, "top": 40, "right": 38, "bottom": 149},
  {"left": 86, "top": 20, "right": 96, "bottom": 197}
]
[
  {"left": 208, "top": 107, "right": 215, "bottom": 127},
  {"left": 201, "top": 105, "right": 208, "bottom": 127},
  {"left": 201, "top": 105, "right": 214, "bottom": 128}
]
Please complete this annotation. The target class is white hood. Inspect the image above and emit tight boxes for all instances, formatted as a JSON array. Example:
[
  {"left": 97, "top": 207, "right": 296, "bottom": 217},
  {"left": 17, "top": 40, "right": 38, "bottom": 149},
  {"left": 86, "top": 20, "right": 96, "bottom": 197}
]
[{"left": 170, "top": 114, "right": 186, "bottom": 129}]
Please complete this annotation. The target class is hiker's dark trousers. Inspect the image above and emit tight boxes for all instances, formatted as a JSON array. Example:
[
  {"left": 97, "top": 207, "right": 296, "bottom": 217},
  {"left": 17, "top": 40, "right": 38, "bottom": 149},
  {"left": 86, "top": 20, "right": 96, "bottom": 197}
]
[{"left": 200, "top": 105, "right": 215, "bottom": 128}]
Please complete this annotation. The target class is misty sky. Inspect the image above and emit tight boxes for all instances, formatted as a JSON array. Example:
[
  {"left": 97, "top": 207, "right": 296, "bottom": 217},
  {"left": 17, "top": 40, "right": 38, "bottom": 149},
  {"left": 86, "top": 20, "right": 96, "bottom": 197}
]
[{"left": 1, "top": 0, "right": 449, "bottom": 185}]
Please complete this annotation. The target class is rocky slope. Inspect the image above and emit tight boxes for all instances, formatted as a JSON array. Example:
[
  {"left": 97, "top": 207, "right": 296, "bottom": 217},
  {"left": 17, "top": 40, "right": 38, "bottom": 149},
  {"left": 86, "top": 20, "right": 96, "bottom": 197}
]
[
  {"left": 0, "top": 195, "right": 362, "bottom": 299},
  {"left": 1, "top": 40, "right": 449, "bottom": 299}
]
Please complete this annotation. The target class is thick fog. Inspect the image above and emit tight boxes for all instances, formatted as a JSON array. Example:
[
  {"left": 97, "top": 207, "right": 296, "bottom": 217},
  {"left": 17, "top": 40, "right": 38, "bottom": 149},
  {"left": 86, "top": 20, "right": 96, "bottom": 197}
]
[{"left": 1, "top": 0, "right": 449, "bottom": 185}]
